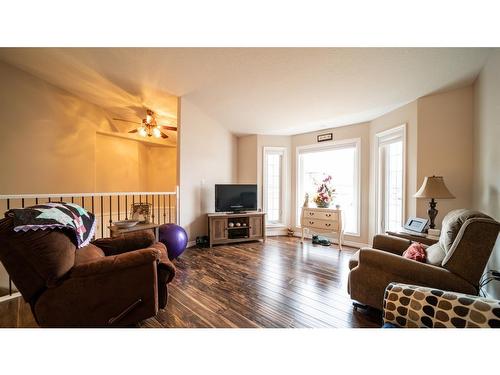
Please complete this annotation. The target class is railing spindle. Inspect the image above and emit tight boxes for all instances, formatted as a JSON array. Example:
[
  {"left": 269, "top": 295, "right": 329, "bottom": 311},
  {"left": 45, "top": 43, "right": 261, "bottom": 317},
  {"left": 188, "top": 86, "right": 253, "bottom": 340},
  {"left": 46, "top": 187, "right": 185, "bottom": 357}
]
[
  {"left": 151, "top": 194, "right": 155, "bottom": 223},
  {"left": 163, "top": 195, "right": 166, "bottom": 224},
  {"left": 117, "top": 195, "right": 120, "bottom": 221},
  {"left": 92, "top": 196, "right": 94, "bottom": 213},
  {"left": 109, "top": 195, "right": 112, "bottom": 232},
  {"left": 21, "top": 198, "right": 25, "bottom": 208},
  {"left": 168, "top": 195, "right": 171, "bottom": 223},
  {"left": 125, "top": 195, "right": 128, "bottom": 220},
  {"left": 100, "top": 196, "right": 104, "bottom": 238}
]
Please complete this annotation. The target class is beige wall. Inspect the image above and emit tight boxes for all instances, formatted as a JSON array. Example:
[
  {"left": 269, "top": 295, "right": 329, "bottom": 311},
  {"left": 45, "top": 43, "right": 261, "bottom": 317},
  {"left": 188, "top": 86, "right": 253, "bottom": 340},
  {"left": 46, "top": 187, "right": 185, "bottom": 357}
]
[
  {"left": 291, "top": 122, "right": 371, "bottom": 245},
  {"left": 146, "top": 146, "right": 178, "bottom": 192},
  {"left": 0, "top": 60, "right": 103, "bottom": 194},
  {"left": 179, "top": 98, "right": 238, "bottom": 241},
  {"left": 369, "top": 101, "right": 418, "bottom": 239},
  {"left": 0, "top": 60, "right": 177, "bottom": 196},
  {"left": 417, "top": 86, "right": 474, "bottom": 223},
  {"left": 95, "top": 134, "right": 148, "bottom": 192},
  {"left": 473, "top": 50, "right": 500, "bottom": 299},
  {"left": 237, "top": 135, "right": 258, "bottom": 184}
]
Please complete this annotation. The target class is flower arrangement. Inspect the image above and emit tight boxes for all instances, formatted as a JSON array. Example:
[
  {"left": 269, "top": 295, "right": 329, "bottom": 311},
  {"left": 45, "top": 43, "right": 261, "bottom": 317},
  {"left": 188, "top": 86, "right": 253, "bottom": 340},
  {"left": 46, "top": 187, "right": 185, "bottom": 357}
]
[{"left": 312, "top": 175, "right": 335, "bottom": 208}]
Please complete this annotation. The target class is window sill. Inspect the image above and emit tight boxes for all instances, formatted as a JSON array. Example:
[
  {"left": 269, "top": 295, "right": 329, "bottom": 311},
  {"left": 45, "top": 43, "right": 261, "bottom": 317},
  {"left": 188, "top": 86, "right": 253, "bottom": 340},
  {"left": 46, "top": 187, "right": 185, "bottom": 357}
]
[{"left": 266, "top": 223, "right": 287, "bottom": 228}]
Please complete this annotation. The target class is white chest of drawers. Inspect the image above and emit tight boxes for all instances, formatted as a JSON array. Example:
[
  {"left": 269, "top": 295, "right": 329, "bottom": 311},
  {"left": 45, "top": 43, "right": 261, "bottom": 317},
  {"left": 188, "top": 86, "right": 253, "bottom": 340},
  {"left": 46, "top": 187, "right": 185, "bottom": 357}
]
[{"left": 300, "top": 207, "right": 344, "bottom": 250}]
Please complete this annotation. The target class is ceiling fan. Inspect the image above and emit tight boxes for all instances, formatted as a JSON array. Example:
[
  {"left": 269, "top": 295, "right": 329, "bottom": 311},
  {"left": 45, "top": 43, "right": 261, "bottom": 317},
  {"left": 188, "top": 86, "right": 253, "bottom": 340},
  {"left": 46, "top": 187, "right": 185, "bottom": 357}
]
[{"left": 112, "top": 109, "right": 177, "bottom": 139}]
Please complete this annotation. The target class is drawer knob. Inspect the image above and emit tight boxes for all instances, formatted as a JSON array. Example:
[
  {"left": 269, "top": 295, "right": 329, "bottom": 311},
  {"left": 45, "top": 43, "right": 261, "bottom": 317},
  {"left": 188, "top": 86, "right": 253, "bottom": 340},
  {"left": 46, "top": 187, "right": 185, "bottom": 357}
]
[
  {"left": 326, "top": 213, "right": 331, "bottom": 217},
  {"left": 309, "top": 221, "right": 314, "bottom": 225},
  {"left": 325, "top": 223, "right": 331, "bottom": 227},
  {"left": 308, "top": 212, "right": 314, "bottom": 216}
]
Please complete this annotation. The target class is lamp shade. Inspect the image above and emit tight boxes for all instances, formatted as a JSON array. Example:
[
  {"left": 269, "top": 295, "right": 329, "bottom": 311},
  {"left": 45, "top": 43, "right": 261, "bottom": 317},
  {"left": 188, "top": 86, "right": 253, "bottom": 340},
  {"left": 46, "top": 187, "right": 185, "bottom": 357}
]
[{"left": 414, "top": 176, "right": 455, "bottom": 199}]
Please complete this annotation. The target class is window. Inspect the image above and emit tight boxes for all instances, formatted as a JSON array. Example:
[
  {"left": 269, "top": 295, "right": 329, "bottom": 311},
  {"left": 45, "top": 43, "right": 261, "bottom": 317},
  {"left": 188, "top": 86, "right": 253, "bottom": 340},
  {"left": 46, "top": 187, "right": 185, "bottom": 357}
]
[
  {"left": 376, "top": 125, "right": 405, "bottom": 233},
  {"left": 263, "top": 147, "right": 286, "bottom": 226},
  {"left": 297, "top": 139, "right": 360, "bottom": 235}
]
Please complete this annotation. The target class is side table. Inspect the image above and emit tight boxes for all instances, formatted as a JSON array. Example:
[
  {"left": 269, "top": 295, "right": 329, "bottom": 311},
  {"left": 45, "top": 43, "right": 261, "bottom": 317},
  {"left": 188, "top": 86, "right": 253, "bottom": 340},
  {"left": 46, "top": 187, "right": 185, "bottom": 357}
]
[
  {"left": 386, "top": 231, "right": 438, "bottom": 246},
  {"left": 109, "top": 222, "right": 161, "bottom": 240}
]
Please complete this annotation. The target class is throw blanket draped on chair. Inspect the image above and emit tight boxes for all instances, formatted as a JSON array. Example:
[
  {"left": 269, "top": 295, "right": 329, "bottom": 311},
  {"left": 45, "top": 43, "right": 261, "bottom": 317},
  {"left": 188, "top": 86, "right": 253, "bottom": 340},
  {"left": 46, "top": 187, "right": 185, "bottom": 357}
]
[{"left": 6, "top": 202, "right": 96, "bottom": 248}]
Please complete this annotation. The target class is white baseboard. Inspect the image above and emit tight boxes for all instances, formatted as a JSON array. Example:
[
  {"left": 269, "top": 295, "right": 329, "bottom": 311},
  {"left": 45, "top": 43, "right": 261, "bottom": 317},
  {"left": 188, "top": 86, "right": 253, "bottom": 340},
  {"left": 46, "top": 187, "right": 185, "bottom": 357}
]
[
  {"left": 266, "top": 227, "right": 288, "bottom": 236},
  {"left": 187, "top": 240, "right": 196, "bottom": 248},
  {"left": 292, "top": 230, "right": 369, "bottom": 249}
]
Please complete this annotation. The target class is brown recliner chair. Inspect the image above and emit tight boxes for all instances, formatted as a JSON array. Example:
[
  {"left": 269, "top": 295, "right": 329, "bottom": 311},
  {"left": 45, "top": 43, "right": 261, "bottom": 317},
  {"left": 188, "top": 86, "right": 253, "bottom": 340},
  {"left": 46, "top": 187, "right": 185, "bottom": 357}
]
[
  {"left": 0, "top": 216, "right": 175, "bottom": 327},
  {"left": 348, "top": 209, "right": 500, "bottom": 310}
]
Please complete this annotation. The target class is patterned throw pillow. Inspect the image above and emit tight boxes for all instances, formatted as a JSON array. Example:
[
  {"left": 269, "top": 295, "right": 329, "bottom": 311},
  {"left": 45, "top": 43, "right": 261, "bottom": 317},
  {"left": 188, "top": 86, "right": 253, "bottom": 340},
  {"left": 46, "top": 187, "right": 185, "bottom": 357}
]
[{"left": 402, "top": 242, "right": 426, "bottom": 262}]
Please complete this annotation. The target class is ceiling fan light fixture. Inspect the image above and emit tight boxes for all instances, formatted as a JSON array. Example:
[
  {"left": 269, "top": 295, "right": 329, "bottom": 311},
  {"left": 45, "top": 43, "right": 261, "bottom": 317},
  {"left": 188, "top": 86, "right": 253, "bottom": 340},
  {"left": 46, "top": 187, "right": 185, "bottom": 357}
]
[
  {"left": 152, "top": 127, "right": 161, "bottom": 138},
  {"left": 138, "top": 127, "right": 147, "bottom": 137}
]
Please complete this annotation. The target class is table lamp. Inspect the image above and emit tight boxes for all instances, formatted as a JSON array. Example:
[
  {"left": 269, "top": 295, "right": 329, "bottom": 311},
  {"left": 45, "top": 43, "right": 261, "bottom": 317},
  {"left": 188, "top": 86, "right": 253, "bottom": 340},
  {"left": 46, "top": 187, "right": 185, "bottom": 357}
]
[{"left": 414, "top": 176, "right": 455, "bottom": 229}]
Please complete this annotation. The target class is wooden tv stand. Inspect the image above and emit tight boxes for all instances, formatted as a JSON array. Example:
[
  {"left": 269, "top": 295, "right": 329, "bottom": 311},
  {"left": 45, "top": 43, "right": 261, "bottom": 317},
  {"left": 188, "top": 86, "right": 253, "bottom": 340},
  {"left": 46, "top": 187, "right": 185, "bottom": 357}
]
[{"left": 207, "top": 212, "right": 266, "bottom": 247}]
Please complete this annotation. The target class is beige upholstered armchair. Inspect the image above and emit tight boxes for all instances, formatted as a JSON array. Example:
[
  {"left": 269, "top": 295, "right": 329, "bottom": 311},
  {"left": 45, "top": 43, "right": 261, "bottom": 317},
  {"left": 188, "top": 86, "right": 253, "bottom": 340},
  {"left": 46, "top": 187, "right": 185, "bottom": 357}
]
[{"left": 348, "top": 209, "right": 500, "bottom": 310}]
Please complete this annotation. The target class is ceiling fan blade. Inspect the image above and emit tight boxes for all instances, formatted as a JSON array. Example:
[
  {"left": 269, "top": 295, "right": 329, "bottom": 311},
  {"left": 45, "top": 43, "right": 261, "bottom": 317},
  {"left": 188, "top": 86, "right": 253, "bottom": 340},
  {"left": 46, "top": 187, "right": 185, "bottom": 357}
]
[
  {"left": 158, "top": 125, "right": 178, "bottom": 131},
  {"left": 113, "top": 118, "right": 142, "bottom": 125},
  {"left": 160, "top": 131, "right": 169, "bottom": 139},
  {"left": 128, "top": 129, "right": 138, "bottom": 133}
]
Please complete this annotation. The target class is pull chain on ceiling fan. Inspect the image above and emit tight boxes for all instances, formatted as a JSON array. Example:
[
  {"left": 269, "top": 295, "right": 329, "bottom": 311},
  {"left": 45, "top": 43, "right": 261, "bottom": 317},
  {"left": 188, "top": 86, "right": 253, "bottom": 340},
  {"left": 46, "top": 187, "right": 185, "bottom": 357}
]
[{"left": 113, "top": 109, "right": 177, "bottom": 139}]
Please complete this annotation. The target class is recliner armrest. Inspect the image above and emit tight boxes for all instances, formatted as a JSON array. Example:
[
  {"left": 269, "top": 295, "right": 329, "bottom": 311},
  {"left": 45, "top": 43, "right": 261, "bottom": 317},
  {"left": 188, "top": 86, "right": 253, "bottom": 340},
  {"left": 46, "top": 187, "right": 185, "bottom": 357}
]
[
  {"left": 372, "top": 234, "right": 411, "bottom": 255},
  {"left": 71, "top": 248, "right": 160, "bottom": 278},
  {"left": 92, "top": 230, "right": 156, "bottom": 256}
]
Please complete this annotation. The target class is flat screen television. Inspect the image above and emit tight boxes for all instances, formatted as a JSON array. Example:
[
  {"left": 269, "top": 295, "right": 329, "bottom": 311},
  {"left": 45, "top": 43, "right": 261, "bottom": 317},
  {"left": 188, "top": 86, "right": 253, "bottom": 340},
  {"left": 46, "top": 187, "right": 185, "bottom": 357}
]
[{"left": 215, "top": 184, "right": 258, "bottom": 213}]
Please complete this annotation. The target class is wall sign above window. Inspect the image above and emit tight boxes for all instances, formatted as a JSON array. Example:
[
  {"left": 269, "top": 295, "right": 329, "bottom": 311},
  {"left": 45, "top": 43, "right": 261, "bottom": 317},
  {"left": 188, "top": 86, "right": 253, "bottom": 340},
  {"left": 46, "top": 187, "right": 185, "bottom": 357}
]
[{"left": 317, "top": 133, "right": 333, "bottom": 142}]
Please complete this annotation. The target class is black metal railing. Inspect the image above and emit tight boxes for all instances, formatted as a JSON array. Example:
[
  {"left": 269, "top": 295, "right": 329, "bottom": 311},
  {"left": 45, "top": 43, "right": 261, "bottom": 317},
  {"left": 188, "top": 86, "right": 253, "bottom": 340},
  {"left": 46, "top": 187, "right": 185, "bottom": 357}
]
[{"left": 0, "top": 189, "right": 179, "bottom": 298}]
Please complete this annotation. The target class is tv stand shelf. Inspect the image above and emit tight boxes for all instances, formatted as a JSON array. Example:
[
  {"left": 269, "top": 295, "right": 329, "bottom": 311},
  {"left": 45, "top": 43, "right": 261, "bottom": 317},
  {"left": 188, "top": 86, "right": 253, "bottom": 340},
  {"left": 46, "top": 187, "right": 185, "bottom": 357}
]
[{"left": 207, "top": 212, "right": 266, "bottom": 247}]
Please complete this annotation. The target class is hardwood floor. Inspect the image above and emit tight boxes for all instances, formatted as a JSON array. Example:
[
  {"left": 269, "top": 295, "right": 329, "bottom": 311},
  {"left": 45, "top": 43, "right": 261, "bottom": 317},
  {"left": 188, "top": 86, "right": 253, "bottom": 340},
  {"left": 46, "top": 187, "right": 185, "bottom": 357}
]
[
  {"left": 140, "top": 236, "right": 381, "bottom": 328},
  {"left": 0, "top": 236, "right": 382, "bottom": 328}
]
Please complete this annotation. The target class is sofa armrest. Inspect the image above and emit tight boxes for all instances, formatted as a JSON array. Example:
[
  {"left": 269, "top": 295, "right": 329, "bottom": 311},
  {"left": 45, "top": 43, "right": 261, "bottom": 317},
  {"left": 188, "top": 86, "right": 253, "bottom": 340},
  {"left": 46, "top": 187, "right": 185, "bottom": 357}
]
[
  {"left": 91, "top": 230, "right": 156, "bottom": 256},
  {"left": 71, "top": 248, "right": 160, "bottom": 278},
  {"left": 372, "top": 234, "right": 411, "bottom": 255},
  {"left": 357, "top": 249, "right": 474, "bottom": 292},
  {"left": 383, "top": 283, "right": 500, "bottom": 328}
]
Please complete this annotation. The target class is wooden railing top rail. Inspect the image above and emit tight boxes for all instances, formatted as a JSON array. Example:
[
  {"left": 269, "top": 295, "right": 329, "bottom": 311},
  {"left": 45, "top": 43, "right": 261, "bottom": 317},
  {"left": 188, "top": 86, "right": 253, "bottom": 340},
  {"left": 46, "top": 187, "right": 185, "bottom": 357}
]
[{"left": 0, "top": 191, "right": 177, "bottom": 200}]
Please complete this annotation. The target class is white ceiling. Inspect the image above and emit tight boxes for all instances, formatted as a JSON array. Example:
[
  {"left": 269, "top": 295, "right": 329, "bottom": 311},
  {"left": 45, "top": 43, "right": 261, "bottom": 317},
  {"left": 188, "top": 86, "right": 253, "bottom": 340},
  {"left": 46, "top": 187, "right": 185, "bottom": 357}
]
[{"left": 0, "top": 48, "right": 493, "bottom": 135}]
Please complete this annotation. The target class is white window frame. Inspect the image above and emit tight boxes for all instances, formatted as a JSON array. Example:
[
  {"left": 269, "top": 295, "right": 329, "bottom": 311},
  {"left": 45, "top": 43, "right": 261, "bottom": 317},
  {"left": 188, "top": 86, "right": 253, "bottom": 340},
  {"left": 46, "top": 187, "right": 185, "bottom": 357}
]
[
  {"left": 375, "top": 124, "right": 406, "bottom": 234},
  {"left": 262, "top": 146, "right": 287, "bottom": 227},
  {"left": 295, "top": 138, "right": 361, "bottom": 237}
]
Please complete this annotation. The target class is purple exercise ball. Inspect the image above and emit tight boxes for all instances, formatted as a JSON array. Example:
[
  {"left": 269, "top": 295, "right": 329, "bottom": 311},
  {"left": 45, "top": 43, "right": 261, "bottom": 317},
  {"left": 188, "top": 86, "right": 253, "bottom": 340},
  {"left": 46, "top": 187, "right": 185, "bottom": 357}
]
[{"left": 159, "top": 224, "right": 188, "bottom": 259}]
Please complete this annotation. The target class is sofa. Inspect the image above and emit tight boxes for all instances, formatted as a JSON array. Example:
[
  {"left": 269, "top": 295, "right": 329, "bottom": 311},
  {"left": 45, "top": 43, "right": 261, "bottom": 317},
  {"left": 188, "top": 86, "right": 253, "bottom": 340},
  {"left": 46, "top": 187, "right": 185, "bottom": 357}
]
[
  {"left": 348, "top": 209, "right": 500, "bottom": 310},
  {"left": 382, "top": 283, "right": 500, "bottom": 328},
  {"left": 0, "top": 216, "right": 175, "bottom": 327}
]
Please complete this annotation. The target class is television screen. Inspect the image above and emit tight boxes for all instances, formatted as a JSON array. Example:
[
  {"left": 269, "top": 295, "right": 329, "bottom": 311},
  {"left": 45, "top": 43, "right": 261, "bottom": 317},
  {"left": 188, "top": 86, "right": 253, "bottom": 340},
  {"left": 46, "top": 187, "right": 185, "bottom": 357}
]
[{"left": 215, "top": 184, "right": 258, "bottom": 212}]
